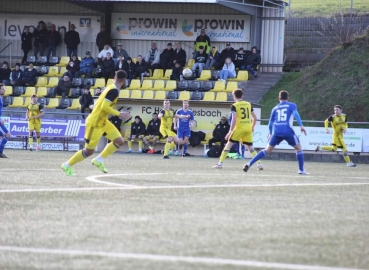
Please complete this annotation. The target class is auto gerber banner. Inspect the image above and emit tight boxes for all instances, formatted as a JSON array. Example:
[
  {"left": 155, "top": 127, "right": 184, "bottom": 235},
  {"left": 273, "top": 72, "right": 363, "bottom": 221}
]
[{"left": 112, "top": 13, "right": 251, "bottom": 42}]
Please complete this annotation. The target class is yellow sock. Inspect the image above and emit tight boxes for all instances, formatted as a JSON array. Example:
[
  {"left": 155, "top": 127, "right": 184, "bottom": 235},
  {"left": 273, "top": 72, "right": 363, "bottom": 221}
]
[
  {"left": 251, "top": 150, "right": 261, "bottom": 164},
  {"left": 322, "top": 146, "right": 334, "bottom": 151},
  {"left": 127, "top": 140, "right": 132, "bottom": 149},
  {"left": 219, "top": 149, "right": 229, "bottom": 163},
  {"left": 164, "top": 142, "right": 171, "bottom": 156},
  {"left": 101, "top": 142, "right": 120, "bottom": 159},
  {"left": 29, "top": 137, "right": 33, "bottom": 147},
  {"left": 37, "top": 137, "right": 41, "bottom": 145},
  {"left": 67, "top": 150, "right": 87, "bottom": 166},
  {"left": 343, "top": 155, "right": 350, "bottom": 163},
  {"left": 138, "top": 141, "right": 143, "bottom": 149},
  {"left": 170, "top": 141, "right": 176, "bottom": 149}
]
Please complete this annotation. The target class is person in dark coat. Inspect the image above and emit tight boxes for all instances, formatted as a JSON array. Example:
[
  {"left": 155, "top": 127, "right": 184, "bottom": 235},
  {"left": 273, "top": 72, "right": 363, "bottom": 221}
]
[
  {"left": 66, "top": 55, "right": 80, "bottom": 80},
  {"left": 96, "top": 25, "right": 111, "bottom": 51},
  {"left": 215, "top": 42, "right": 235, "bottom": 70},
  {"left": 54, "top": 74, "right": 72, "bottom": 98},
  {"left": 0, "top": 62, "right": 11, "bottom": 85},
  {"left": 170, "top": 62, "right": 183, "bottom": 81},
  {"left": 79, "top": 85, "right": 94, "bottom": 119},
  {"left": 243, "top": 46, "right": 261, "bottom": 78},
  {"left": 233, "top": 47, "right": 247, "bottom": 70},
  {"left": 33, "top": 21, "right": 47, "bottom": 57},
  {"left": 21, "top": 26, "right": 33, "bottom": 64},
  {"left": 64, "top": 24, "right": 80, "bottom": 58},
  {"left": 126, "top": 116, "right": 146, "bottom": 153},
  {"left": 158, "top": 43, "right": 175, "bottom": 72},
  {"left": 20, "top": 63, "right": 37, "bottom": 86},
  {"left": 75, "top": 51, "right": 95, "bottom": 79},
  {"left": 45, "top": 24, "right": 61, "bottom": 59},
  {"left": 135, "top": 55, "right": 150, "bottom": 80},
  {"left": 172, "top": 43, "right": 187, "bottom": 67},
  {"left": 101, "top": 52, "right": 115, "bottom": 83},
  {"left": 121, "top": 57, "right": 136, "bottom": 81},
  {"left": 10, "top": 63, "right": 23, "bottom": 86},
  {"left": 208, "top": 116, "right": 230, "bottom": 151}
]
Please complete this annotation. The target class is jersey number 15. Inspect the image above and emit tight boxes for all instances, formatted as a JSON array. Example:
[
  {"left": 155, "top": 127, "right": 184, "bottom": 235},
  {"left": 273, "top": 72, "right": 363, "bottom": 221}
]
[{"left": 276, "top": 108, "right": 287, "bottom": 121}]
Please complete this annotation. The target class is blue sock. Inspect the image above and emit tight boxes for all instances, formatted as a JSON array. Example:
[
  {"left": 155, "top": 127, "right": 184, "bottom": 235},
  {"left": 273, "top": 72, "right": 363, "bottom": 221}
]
[
  {"left": 249, "top": 149, "right": 267, "bottom": 167},
  {"left": 183, "top": 143, "right": 188, "bottom": 155},
  {"left": 0, "top": 137, "right": 8, "bottom": 154},
  {"left": 296, "top": 150, "right": 304, "bottom": 171}
]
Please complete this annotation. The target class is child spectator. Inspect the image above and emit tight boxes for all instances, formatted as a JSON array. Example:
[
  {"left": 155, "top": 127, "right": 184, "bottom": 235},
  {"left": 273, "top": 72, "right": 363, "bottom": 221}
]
[{"left": 79, "top": 86, "right": 94, "bottom": 119}]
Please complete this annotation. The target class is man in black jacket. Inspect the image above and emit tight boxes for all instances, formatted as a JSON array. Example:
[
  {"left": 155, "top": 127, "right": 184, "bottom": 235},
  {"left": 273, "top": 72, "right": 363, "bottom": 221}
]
[
  {"left": 126, "top": 116, "right": 146, "bottom": 153},
  {"left": 172, "top": 43, "right": 187, "bottom": 67},
  {"left": 96, "top": 25, "right": 111, "bottom": 52},
  {"left": 208, "top": 116, "right": 230, "bottom": 151},
  {"left": 10, "top": 63, "right": 23, "bottom": 86},
  {"left": 170, "top": 62, "right": 183, "bottom": 81},
  {"left": 243, "top": 46, "right": 261, "bottom": 79},
  {"left": 33, "top": 21, "right": 47, "bottom": 57},
  {"left": 215, "top": 42, "right": 235, "bottom": 70},
  {"left": 64, "top": 24, "right": 80, "bottom": 58},
  {"left": 79, "top": 86, "right": 94, "bottom": 119},
  {"left": 143, "top": 113, "right": 162, "bottom": 154},
  {"left": 158, "top": 43, "right": 175, "bottom": 72},
  {"left": 45, "top": 24, "right": 61, "bottom": 59},
  {"left": 234, "top": 47, "right": 247, "bottom": 70},
  {"left": 101, "top": 52, "right": 115, "bottom": 83}
]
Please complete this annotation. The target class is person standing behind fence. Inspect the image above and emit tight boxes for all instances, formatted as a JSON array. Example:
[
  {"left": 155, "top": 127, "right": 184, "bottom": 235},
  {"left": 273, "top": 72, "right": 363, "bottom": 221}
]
[
  {"left": 45, "top": 24, "right": 61, "bottom": 59},
  {"left": 96, "top": 26, "right": 111, "bottom": 52},
  {"left": 79, "top": 86, "right": 94, "bottom": 119},
  {"left": 64, "top": 24, "right": 80, "bottom": 58},
  {"left": 21, "top": 26, "right": 33, "bottom": 64},
  {"left": 26, "top": 94, "right": 44, "bottom": 151},
  {"left": 33, "top": 21, "right": 47, "bottom": 57}
]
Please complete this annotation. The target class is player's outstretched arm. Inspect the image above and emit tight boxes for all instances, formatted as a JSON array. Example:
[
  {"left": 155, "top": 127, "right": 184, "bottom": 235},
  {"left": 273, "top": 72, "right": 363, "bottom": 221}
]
[
  {"left": 158, "top": 109, "right": 165, "bottom": 119},
  {"left": 293, "top": 110, "right": 306, "bottom": 136},
  {"left": 324, "top": 118, "right": 330, "bottom": 133}
]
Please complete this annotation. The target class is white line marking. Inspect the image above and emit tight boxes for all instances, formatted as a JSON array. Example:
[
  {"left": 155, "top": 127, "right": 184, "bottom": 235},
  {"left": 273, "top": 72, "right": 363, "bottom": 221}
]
[{"left": 0, "top": 245, "right": 363, "bottom": 270}]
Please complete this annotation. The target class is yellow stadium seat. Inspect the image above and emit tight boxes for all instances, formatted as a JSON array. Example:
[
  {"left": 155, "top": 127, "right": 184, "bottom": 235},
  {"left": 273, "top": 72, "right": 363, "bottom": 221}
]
[
  {"left": 139, "top": 80, "right": 153, "bottom": 90},
  {"left": 229, "top": 71, "right": 248, "bottom": 82},
  {"left": 119, "top": 90, "right": 130, "bottom": 98},
  {"left": 9, "top": 96, "right": 24, "bottom": 107},
  {"left": 142, "top": 90, "right": 154, "bottom": 99},
  {"left": 46, "top": 77, "right": 59, "bottom": 88},
  {"left": 225, "top": 81, "right": 238, "bottom": 92},
  {"left": 45, "top": 66, "right": 59, "bottom": 77},
  {"left": 162, "top": 69, "right": 172, "bottom": 80},
  {"left": 45, "top": 98, "right": 59, "bottom": 108},
  {"left": 203, "top": 92, "right": 215, "bottom": 101},
  {"left": 146, "top": 69, "right": 163, "bottom": 80},
  {"left": 22, "top": 87, "right": 36, "bottom": 97},
  {"left": 130, "top": 90, "right": 142, "bottom": 99},
  {"left": 164, "top": 80, "right": 176, "bottom": 91},
  {"left": 4, "top": 86, "right": 12, "bottom": 96},
  {"left": 178, "top": 91, "right": 190, "bottom": 101},
  {"left": 151, "top": 80, "right": 165, "bottom": 91},
  {"left": 185, "top": 59, "right": 195, "bottom": 68},
  {"left": 35, "top": 77, "right": 48, "bottom": 87},
  {"left": 37, "top": 87, "right": 48, "bottom": 97},
  {"left": 154, "top": 90, "right": 166, "bottom": 100},
  {"left": 126, "top": 79, "right": 141, "bottom": 90},
  {"left": 215, "top": 92, "right": 227, "bottom": 101},
  {"left": 131, "top": 58, "right": 137, "bottom": 64},
  {"left": 211, "top": 81, "right": 226, "bottom": 92},
  {"left": 106, "top": 78, "right": 114, "bottom": 86},
  {"left": 21, "top": 97, "right": 32, "bottom": 108},
  {"left": 196, "top": 70, "right": 211, "bottom": 81},
  {"left": 59, "top": 66, "right": 68, "bottom": 76},
  {"left": 67, "top": 99, "right": 81, "bottom": 110},
  {"left": 56, "top": 56, "right": 70, "bottom": 67},
  {"left": 94, "top": 78, "right": 106, "bottom": 89}
]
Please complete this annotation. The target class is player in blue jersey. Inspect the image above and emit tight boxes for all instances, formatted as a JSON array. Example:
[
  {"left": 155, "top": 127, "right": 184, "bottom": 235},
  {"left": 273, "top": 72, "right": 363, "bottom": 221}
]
[
  {"left": 243, "top": 90, "right": 309, "bottom": 174},
  {"left": 0, "top": 84, "right": 11, "bottom": 158},
  {"left": 174, "top": 100, "right": 194, "bottom": 157}
]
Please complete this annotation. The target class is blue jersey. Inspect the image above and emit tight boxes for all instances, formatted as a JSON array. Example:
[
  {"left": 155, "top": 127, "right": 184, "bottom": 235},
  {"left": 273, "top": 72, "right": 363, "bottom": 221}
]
[
  {"left": 176, "top": 109, "right": 194, "bottom": 130},
  {"left": 0, "top": 97, "right": 3, "bottom": 121},
  {"left": 269, "top": 101, "right": 301, "bottom": 136}
]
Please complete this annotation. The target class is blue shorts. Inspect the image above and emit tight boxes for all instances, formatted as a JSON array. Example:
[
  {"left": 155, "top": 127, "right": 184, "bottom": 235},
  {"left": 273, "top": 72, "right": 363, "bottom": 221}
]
[
  {"left": 177, "top": 129, "right": 191, "bottom": 139},
  {"left": 269, "top": 133, "right": 300, "bottom": 147},
  {"left": 0, "top": 124, "right": 9, "bottom": 136}
]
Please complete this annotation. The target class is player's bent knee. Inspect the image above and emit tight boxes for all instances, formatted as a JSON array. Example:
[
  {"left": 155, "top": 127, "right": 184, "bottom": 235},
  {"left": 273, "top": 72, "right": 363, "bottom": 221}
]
[
  {"left": 343, "top": 152, "right": 348, "bottom": 156},
  {"left": 84, "top": 148, "right": 95, "bottom": 157},
  {"left": 113, "top": 137, "right": 125, "bottom": 146}
]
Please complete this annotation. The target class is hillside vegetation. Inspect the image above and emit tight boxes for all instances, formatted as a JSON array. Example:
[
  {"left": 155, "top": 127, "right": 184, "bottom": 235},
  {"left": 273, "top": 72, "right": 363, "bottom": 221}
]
[{"left": 260, "top": 30, "right": 369, "bottom": 123}]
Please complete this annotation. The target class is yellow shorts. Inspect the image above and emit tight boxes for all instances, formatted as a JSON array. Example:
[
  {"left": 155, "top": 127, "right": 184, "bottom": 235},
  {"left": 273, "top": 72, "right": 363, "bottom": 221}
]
[
  {"left": 332, "top": 136, "right": 347, "bottom": 152},
  {"left": 85, "top": 121, "right": 121, "bottom": 149},
  {"left": 229, "top": 129, "right": 253, "bottom": 145},
  {"left": 160, "top": 127, "right": 176, "bottom": 138},
  {"left": 145, "top": 135, "right": 160, "bottom": 140},
  {"left": 28, "top": 122, "right": 41, "bottom": 132}
]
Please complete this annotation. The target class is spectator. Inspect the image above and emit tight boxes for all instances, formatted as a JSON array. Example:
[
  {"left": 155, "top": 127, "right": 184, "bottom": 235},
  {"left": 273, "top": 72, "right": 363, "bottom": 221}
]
[
  {"left": 234, "top": 47, "right": 247, "bottom": 70},
  {"left": 20, "top": 63, "right": 37, "bottom": 86},
  {"left": 79, "top": 85, "right": 94, "bottom": 119},
  {"left": 45, "top": 24, "right": 61, "bottom": 59},
  {"left": 219, "top": 57, "right": 236, "bottom": 81},
  {"left": 21, "top": 26, "right": 33, "bottom": 64},
  {"left": 208, "top": 116, "right": 230, "bottom": 152},
  {"left": 96, "top": 25, "right": 111, "bottom": 52},
  {"left": 54, "top": 74, "right": 72, "bottom": 98},
  {"left": 135, "top": 55, "right": 150, "bottom": 81},
  {"left": 115, "top": 55, "right": 125, "bottom": 71},
  {"left": 64, "top": 24, "right": 80, "bottom": 58},
  {"left": 192, "top": 46, "right": 208, "bottom": 78},
  {"left": 66, "top": 55, "right": 80, "bottom": 80},
  {"left": 143, "top": 113, "right": 162, "bottom": 154},
  {"left": 98, "top": 44, "right": 114, "bottom": 63},
  {"left": 121, "top": 57, "right": 136, "bottom": 81},
  {"left": 75, "top": 51, "right": 95, "bottom": 79},
  {"left": 243, "top": 46, "right": 261, "bottom": 79},
  {"left": 0, "top": 62, "right": 11, "bottom": 85},
  {"left": 204, "top": 45, "right": 220, "bottom": 70},
  {"left": 94, "top": 87, "right": 102, "bottom": 97},
  {"left": 101, "top": 52, "right": 115, "bottom": 83},
  {"left": 33, "top": 21, "right": 47, "bottom": 57},
  {"left": 10, "top": 63, "right": 23, "bottom": 86},
  {"left": 170, "top": 62, "right": 183, "bottom": 81},
  {"left": 158, "top": 43, "right": 175, "bottom": 72},
  {"left": 144, "top": 42, "right": 161, "bottom": 73},
  {"left": 126, "top": 116, "right": 146, "bottom": 153},
  {"left": 215, "top": 42, "right": 235, "bottom": 70},
  {"left": 114, "top": 43, "right": 129, "bottom": 61},
  {"left": 194, "top": 29, "right": 211, "bottom": 57},
  {"left": 173, "top": 43, "right": 187, "bottom": 67}
]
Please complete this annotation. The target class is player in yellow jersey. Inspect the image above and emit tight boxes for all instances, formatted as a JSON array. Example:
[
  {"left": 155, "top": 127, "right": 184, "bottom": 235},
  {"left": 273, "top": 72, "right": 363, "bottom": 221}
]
[
  {"left": 26, "top": 94, "right": 44, "bottom": 151},
  {"left": 212, "top": 89, "right": 263, "bottom": 169},
  {"left": 158, "top": 99, "right": 179, "bottom": 159},
  {"left": 61, "top": 70, "right": 131, "bottom": 176},
  {"left": 315, "top": 105, "right": 356, "bottom": 167}
]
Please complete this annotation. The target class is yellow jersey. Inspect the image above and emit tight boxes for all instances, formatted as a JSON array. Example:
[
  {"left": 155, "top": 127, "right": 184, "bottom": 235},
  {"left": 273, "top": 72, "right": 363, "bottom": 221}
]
[
  {"left": 159, "top": 109, "right": 174, "bottom": 129},
  {"left": 87, "top": 84, "right": 119, "bottom": 128},
  {"left": 231, "top": 100, "right": 253, "bottom": 132},
  {"left": 325, "top": 114, "right": 348, "bottom": 138},
  {"left": 27, "top": 103, "right": 43, "bottom": 124}
]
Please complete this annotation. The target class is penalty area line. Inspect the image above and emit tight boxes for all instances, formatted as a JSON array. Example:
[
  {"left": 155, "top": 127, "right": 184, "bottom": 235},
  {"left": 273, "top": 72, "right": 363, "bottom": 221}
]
[{"left": 0, "top": 245, "right": 363, "bottom": 270}]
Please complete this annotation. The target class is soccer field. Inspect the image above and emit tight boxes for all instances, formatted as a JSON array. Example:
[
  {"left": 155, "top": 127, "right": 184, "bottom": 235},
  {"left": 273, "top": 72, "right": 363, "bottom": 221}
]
[{"left": 0, "top": 150, "right": 368, "bottom": 270}]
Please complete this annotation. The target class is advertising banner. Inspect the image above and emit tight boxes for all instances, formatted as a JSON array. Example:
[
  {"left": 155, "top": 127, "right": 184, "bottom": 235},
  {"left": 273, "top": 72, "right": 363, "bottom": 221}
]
[
  {"left": 362, "top": 129, "right": 369, "bottom": 153},
  {"left": 5, "top": 141, "right": 80, "bottom": 151},
  {"left": 1, "top": 14, "right": 100, "bottom": 42},
  {"left": 112, "top": 13, "right": 251, "bottom": 42}
]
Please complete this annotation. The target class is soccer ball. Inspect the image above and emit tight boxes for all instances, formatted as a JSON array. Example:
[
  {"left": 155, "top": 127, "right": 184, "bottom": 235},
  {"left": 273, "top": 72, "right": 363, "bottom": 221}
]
[{"left": 182, "top": 68, "right": 193, "bottom": 78}]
